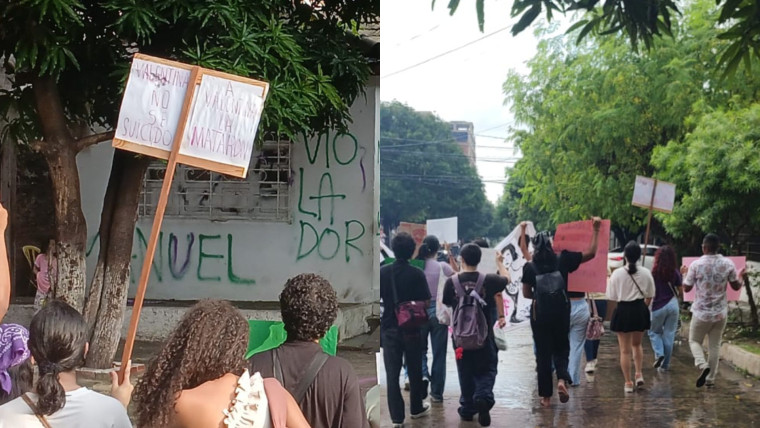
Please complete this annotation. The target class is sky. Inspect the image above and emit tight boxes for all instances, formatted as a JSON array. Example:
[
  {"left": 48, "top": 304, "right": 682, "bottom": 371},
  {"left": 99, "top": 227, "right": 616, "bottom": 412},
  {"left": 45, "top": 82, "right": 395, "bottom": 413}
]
[{"left": 380, "top": 0, "right": 548, "bottom": 203}]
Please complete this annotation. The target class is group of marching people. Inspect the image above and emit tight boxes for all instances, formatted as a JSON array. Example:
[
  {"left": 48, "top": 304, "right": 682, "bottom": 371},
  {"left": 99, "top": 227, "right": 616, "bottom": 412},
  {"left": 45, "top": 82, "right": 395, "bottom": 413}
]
[
  {"left": 0, "top": 205, "right": 373, "bottom": 428},
  {"left": 381, "top": 217, "right": 747, "bottom": 427}
]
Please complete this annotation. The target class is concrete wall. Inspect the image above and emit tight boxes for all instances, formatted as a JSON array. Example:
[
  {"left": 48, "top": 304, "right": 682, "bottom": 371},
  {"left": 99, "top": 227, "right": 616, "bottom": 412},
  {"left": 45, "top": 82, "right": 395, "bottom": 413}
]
[{"left": 80, "top": 78, "right": 380, "bottom": 305}]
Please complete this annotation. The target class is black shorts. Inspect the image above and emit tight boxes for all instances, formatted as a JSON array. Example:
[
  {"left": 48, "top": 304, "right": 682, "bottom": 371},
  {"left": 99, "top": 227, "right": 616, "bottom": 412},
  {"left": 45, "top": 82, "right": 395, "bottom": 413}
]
[{"left": 610, "top": 299, "right": 651, "bottom": 332}]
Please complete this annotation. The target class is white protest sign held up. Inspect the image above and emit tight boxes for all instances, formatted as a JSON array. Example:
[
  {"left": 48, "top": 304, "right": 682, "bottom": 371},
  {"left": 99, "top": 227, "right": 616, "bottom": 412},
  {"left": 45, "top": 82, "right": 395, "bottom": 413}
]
[
  {"left": 114, "top": 56, "right": 192, "bottom": 159},
  {"left": 426, "top": 217, "right": 458, "bottom": 244},
  {"left": 632, "top": 175, "right": 676, "bottom": 213},
  {"left": 179, "top": 74, "right": 266, "bottom": 177}
]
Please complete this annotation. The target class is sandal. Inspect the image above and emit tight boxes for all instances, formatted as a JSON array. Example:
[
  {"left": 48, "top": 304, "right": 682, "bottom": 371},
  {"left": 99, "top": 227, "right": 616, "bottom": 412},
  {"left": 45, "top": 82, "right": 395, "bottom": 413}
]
[
  {"left": 635, "top": 373, "right": 644, "bottom": 388},
  {"left": 557, "top": 381, "right": 569, "bottom": 403},
  {"left": 624, "top": 382, "right": 634, "bottom": 393}
]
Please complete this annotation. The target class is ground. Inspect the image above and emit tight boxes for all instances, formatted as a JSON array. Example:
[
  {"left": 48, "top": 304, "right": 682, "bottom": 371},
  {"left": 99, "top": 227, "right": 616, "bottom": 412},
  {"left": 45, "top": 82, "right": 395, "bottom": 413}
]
[{"left": 377, "top": 327, "right": 760, "bottom": 427}]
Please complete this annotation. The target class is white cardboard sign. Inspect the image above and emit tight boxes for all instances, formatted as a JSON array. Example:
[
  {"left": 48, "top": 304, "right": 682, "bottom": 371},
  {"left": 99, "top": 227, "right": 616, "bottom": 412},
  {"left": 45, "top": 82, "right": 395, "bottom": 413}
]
[
  {"left": 426, "top": 217, "right": 458, "bottom": 244},
  {"left": 115, "top": 58, "right": 191, "bottom": 153},
  {"left": 632, "top": 175, "right": 676, "bottom": 213},
  {"left": 179, "top": 75, "right": 266, "bottom": 176}
]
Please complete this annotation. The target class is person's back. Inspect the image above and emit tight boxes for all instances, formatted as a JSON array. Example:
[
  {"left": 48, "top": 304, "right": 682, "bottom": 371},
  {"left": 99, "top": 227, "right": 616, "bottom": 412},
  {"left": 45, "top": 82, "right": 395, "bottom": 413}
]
[
  {"left": 0, "top": 387, "right": 129, "bottom": 428},
  {"left": 688, "top": 254, "right": 738, "bottom": 322},
  {"left": 249, "top": 342, "right": 364, "bottom": 428},
  {"left": 248, "top": 274, "right": 368, "bottom": 428}
]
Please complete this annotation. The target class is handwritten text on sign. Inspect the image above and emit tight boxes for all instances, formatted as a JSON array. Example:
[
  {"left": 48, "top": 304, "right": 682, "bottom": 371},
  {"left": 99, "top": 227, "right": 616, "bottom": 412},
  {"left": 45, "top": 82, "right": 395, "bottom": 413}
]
[
  {"left": 552, "top": 220, "right": 611, "bottom": 293},
  {"left": 682, "top": 256, "right": 744, "bottom": 302},
  {"left": 179, "top": 75, "right": 265, "bottom": 175},
  {"left": 115, "top": 59, "right": 190, "bottom": 152}
]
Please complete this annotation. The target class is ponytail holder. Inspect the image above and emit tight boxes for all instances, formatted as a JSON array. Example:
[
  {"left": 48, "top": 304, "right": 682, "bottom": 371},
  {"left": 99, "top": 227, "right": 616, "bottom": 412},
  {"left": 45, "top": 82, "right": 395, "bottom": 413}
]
[{"left": 39, "top": 362, "right": 62, "bottom": 375}]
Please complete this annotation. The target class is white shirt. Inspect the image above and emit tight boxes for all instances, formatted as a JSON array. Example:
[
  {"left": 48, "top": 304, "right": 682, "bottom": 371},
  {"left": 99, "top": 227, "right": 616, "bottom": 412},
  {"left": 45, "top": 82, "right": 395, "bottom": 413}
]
[
  {"left": 684, "top": 254, "right": 738, "bottom": 322},
  {"left": 607, "top": 264, "right": 655, "bottom": 302},
  {"left": 0, "top": 387, "right": 131, "bottom": 428}
]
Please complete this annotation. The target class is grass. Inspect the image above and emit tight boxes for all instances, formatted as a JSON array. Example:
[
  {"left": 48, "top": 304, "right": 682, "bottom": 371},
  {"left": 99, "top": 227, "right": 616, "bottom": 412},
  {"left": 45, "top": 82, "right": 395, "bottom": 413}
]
[{"left": 738, "top": 342, "right": 760, "bottom": 356}]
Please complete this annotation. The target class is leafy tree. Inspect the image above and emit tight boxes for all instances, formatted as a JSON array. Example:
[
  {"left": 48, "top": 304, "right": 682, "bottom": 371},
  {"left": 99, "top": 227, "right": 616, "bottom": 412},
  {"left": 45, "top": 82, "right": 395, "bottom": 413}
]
[
  {"left": 501, "top": 1, "right": 760, "bottom": 245},
  {"left": 440, "top": 0, "right": 760, "bottom": 75},
  {"left": 492, "top": 162, "right": 553, "bottom": 237},
  {"left": 1, "top": 0, "right": 377, "bottom": 367},
  {"left": 380, "top": 101, "right": 493, "bottom": 242}
]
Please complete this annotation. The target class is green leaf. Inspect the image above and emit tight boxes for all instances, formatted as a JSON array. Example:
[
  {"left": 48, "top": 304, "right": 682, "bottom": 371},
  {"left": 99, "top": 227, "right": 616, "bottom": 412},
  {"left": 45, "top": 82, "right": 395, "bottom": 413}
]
[
  {"left": 476, "top": 0, "right": 485, "bottom": 32},
  {"left": 447, "top": 0, "right": 460, "bottom": 15},
  {"left": 512, "top": 4, "right": 541, "bottom": 36}
]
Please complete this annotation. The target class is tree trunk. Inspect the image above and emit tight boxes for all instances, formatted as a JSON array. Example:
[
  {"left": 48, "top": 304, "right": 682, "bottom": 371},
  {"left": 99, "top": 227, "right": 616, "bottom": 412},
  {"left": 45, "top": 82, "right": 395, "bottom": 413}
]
[
  {"left": 32, "top": 76, "right": 88, "bottom": 311},
  {"left": 85, "top": 151, "right": 149, "bottom": 369},
  {"left": 744, "top": 271, "right": 759, "bottom": 331}
]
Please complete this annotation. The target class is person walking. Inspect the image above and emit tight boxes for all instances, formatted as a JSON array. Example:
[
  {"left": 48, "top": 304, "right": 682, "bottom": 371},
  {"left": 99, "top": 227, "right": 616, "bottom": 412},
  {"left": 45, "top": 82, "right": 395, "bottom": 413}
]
[
  {"left": 682, "top": 234, "right": 745, "bottom": 388},
  {"left": 442, "top": 244, "right": 506, "bottom": 426},
  {"left": 607, "top": 242, "right": 655, "bottom": 393},
  {"left": 583, "top": 288, "right": 608, "bottom": 374},
  {"left": 648, "top": 245, "right": 682, "bottom": 372},
  {"left": 380, "top": 232, "right": 431, "bottom": 427},
  {"left": 416, "top": 236, "right": 456, "bottom": 403},
  {"left": 521, "top": 218, "right": 601, "bottom": 407}
]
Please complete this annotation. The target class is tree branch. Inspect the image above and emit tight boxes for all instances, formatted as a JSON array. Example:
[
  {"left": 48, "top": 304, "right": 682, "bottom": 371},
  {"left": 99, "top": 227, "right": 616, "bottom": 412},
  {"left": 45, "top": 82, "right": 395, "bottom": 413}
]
[{"left": 76, "top": 131, "right": 115, "bottom": 152}]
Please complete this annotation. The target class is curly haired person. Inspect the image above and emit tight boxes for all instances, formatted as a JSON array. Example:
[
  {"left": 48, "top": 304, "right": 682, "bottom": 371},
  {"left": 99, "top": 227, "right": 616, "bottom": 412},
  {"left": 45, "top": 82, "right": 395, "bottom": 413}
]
[
  {"left": 248, "top": 274, "right": 369, "bottom": 428},
  {"left": 134, "top": 299, "right": 309, "bottom": 428}
]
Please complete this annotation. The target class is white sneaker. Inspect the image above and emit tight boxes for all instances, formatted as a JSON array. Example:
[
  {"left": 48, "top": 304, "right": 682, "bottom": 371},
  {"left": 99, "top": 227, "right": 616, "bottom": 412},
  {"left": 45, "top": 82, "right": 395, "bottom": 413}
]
[
  {"left": 411, "top": 402, "right": 431, "bottom": 419},
  {"left": 584, "top": 360, "right": 596, "bottom": 373}
]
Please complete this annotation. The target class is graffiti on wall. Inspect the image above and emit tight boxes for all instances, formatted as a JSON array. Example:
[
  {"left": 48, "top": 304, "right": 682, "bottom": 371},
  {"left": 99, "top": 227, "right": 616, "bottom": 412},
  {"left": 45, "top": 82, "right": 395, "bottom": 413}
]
[
  {"left": 296, "top": 131, "right": 369, "bottom": 262},
  {"left": 86, "top": 226, "right": 255, "bottom": 285}
]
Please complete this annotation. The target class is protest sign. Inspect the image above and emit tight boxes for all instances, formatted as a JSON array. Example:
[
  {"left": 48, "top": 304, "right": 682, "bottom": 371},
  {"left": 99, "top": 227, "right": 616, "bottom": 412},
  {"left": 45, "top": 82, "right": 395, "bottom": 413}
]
[
  {"left": 682, "top": 256, "right": 745, "bottom": 302},
  {"left": 553, "top": 219, "right": 611, "bottom": 293},
  {"left": 632, "top": 176, "right": 676, "bottom": 213},
  {"left": 113, "top": 54, "right": 269, "bottom": 380},
  {"left": 426, "top": 217, "right": 458, "bottom": 244},
  {"left": 494, "top": 223, "right": 537, "bottom": 330},
  {"left": 397, "top": 222, "right": 426, "bottom": 257}
]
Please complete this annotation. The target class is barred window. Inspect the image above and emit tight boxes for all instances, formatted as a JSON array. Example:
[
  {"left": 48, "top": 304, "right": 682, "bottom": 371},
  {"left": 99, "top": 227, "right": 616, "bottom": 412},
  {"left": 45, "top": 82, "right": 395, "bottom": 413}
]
[{"left": 139, "top": 139, "right": 292, "bottom": 222}]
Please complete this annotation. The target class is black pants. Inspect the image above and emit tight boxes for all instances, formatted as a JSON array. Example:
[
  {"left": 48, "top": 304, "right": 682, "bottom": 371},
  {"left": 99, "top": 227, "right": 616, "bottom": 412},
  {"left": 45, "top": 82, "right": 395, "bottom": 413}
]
[
  {"left": 531, "top": 315, "right": 572, "bottom": 398},
  {"left": 382, "top": 327, "right": 425, "bottom": 423},
  {"left": 455, "top": 337, "right": 498, "bottom": 418}
]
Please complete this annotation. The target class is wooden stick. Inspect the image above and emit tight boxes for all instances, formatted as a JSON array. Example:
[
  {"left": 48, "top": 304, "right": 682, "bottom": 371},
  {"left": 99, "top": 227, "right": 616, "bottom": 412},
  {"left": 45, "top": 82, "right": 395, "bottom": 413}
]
[
  {"left": 642, "top": 179, "right": 657, "bottom": 264},
  {"left": 118, "top": 66, "right": 202, "bottom": 383}
]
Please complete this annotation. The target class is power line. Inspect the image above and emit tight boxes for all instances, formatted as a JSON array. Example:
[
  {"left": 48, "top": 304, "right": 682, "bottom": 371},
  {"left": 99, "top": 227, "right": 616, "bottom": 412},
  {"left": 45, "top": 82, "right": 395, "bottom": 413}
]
[{"left": 381, "top": 26, "right": 512, "bottom": 79}]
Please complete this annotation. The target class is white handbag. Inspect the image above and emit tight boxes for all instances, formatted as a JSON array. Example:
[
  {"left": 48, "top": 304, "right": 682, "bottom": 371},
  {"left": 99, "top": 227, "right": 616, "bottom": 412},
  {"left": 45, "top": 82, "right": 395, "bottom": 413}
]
[{"left": 435, "top": 263, "right": 453, "bottom": 325}]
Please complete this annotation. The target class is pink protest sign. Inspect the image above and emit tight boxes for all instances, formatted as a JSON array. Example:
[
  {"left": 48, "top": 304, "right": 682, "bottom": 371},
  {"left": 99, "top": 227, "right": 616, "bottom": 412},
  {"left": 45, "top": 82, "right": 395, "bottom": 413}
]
[
  {"left": 682, "top": 256, "right": 745, "bottom": 302},
  {"left": 552, "top": 219, "right": 611, "bottom": 293}
]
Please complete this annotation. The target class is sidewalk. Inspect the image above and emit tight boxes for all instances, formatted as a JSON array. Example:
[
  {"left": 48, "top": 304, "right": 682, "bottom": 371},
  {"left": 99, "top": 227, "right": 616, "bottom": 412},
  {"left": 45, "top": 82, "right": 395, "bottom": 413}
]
[{"left": 378, "top": 327, "right": 760, "bottom": 427}]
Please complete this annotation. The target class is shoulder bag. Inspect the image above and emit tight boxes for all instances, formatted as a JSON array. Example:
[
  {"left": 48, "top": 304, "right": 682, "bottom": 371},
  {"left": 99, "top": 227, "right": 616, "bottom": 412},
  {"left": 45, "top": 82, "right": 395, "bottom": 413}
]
[
  {"left": 390, "top": 265, "right": 429, "bottom": 329},
  {"left": 585, "top": 298, "right": 605, "bottom": 340}
]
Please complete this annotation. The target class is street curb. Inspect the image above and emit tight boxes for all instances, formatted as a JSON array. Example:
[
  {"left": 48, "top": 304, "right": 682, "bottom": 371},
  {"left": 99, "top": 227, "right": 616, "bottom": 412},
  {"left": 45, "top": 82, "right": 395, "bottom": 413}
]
[{"left": 721, "top": 343, "right": 760, "bottom": 378}]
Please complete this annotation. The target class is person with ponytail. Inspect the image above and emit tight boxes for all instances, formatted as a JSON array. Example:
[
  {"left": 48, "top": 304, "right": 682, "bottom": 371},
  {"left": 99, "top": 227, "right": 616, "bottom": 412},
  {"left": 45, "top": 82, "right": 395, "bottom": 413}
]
[
  {"left": 521, "top": 217, "right": 601, "bottom": 407},
  {"left": 0, "top": 300, "right": 133, "bottom": 427},
  {"left": 607, "top": 241, "right": 655, "bottom": 393}
]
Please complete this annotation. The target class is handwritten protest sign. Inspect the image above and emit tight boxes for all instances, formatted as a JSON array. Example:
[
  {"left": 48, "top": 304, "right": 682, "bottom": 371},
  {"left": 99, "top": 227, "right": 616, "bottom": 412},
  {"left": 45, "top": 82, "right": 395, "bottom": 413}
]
[
  {"left": 426, "top": 217, "right": 458, "bottom": 244},
  {"left": 495, "top": 223, "right": 537, "bottom": 331},
  {"left": 632, "top": 176, "right": 676, "bottom": 214},
  {"left": 682, "top": 256, "right": 745, "bottom": 302},
  {"left": 553, "top": 220, "right": 611, "bottom": 293},
  {"left": 114, "top": 56, "right": 192, "bottom": 159}
]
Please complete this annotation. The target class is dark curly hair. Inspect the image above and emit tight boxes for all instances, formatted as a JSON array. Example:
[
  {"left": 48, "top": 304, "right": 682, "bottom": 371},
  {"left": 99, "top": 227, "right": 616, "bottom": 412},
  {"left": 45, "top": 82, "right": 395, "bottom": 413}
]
[
  {"left": 134, "top": 300, "right": 249, "bottom": 428},
  {"left": 652, "top": 245, "right": 677, "bottom": 282},
  {"left": 280, "top": 273, "right": 338, "bottom": 342}
]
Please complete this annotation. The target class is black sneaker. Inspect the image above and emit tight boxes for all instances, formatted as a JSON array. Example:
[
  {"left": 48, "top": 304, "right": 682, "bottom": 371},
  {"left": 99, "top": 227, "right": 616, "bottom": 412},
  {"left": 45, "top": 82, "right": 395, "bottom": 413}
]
[
  {"left": 476, "top": 399, "right": 491, "bottom": 427},
  {"left": 653, "top": 356, "right": 665, "bottom": 369},
  {"left": 411, "top": 402, "right": 431, "bottom": 419},
  {"left": 696, "top": 367, "right": 711, "bottom": 388}
]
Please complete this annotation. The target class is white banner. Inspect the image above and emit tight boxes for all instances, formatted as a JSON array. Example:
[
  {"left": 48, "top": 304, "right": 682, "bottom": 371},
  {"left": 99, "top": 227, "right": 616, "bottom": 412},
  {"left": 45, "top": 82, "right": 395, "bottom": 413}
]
[
  {"left": 426, "top": 217, "right": 458, "bottom": 244},
  {"left": 495, "top": 223, "right": 537, "bottom": 330}
]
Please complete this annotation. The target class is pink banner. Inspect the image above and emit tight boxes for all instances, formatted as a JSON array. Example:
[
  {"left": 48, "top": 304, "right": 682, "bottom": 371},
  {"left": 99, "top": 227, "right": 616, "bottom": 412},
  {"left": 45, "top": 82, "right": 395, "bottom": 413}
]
[
  {"left": 682, "top": 256, "right": 745, "bottom": 302},
  {"left": 552, "top": 220, "right": 611, "bottom": 293}
]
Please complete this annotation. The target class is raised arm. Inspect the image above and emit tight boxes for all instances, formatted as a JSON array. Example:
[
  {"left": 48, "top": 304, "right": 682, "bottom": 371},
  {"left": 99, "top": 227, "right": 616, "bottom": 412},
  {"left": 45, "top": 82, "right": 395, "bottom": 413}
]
[
  {"left": 581, "top": 217, "right": 602, "bottom": 263},
  {"left": 444, "top": 242, "right": 460, "bottom": 272},
  {"left": 0, "top": 204, "right": 9, "bottom": 322},
  {"left": 730, "top": 267, "right": 746, "bottom": 291},
  {"left": 519, "top": 222, "right": 532, "bottom": 262},
  {"left": 496, "top": 251, "right": 511, "bottom": 281}
]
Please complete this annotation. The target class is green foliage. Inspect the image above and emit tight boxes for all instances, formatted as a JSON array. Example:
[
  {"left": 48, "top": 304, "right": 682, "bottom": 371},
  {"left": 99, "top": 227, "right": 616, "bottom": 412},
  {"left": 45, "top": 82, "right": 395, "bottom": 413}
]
[
  {"left": 652, "top": 102, "right": 760, "bottom": 242},
  {"left": 0, "top": 0, "right": 378, "bottom": 144},
  {"left": 448, "top": 0, "right": 759, "bottom": 76},
  {"left": 380, "top": 101, "right": 493, "bottom": 241},
  {"left": 501, "top": 0, "right": 760, "bottom": 242}
]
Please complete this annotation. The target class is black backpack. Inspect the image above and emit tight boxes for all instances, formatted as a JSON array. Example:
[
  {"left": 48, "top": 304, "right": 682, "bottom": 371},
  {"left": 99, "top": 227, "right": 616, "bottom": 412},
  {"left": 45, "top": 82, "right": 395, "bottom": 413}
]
[{"left": 532, "top": 269, "right": 569, "bottom": 324}]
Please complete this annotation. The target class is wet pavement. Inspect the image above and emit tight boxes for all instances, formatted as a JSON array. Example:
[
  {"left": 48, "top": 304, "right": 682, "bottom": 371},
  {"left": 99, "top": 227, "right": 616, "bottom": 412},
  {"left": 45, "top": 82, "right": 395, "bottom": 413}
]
[{"left": 378, "top": 327, "right": 760, "bottom": 427}]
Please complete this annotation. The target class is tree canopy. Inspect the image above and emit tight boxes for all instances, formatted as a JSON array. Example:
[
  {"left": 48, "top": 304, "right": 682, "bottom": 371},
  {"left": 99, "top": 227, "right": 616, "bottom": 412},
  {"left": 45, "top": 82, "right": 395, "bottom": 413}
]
[
  {"left": 380, "top": 101, "right": 493, "bottom": 241},
  {"left": 440, "top": 0, "right": 760, "bottom": 76}
]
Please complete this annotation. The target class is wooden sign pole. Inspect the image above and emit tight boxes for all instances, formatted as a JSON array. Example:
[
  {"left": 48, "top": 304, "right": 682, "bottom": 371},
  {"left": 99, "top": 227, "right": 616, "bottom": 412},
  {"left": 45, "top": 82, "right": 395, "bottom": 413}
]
[
  {"left": 118, "top": 66, "right": 202, "bottom": 382},
  {"left": 642, "top": 179, "right": 658, "bottom": 264}
]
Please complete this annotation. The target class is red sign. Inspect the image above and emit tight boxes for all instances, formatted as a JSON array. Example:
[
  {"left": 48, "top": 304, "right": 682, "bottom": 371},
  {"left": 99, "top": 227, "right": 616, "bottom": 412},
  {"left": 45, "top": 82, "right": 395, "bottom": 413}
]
[{"left": 553, "top": 220, "right": 611, "bottom": 293}]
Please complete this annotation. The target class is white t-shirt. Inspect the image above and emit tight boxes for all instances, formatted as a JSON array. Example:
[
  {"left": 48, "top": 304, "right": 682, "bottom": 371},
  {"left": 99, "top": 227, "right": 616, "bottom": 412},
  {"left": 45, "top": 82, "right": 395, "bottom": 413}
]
[
  {"left": 0, "top": 387, "right": 131, "bottom": 428},
  {"left": 607, "top": 264, "right": 655, "bottom": 302}
]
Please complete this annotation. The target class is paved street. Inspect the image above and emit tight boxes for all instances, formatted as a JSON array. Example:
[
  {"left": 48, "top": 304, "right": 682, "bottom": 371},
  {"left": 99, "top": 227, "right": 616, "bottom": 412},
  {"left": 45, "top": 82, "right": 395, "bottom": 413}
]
[{"left": 378, "top": 327, "right": 760, "bottom": 427}]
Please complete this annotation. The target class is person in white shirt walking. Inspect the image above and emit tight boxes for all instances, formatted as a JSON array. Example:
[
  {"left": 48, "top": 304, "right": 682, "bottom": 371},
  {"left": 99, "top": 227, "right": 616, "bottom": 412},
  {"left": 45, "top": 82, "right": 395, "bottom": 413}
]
[{"left": 681, "top": 234, "right": 746, "bottom": 388}]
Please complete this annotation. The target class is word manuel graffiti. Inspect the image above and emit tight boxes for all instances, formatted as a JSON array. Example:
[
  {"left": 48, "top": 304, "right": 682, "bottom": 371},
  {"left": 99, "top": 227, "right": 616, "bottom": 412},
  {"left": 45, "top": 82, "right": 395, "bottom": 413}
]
[{"left": 87, "top": 227, "right": 255, "bottom": 285}]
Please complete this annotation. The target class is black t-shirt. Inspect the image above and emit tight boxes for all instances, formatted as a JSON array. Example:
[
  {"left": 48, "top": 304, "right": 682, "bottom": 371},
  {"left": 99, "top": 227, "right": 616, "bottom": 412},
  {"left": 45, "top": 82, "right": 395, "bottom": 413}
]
[
  {"left": 380, "top": 260, "right": 431, "bottom": 330},
  {"left": 522, "top": 250, "right": 584, "bottom": 297},
  {"left": 442, "top": 272, "right": 508, "bottom": 333}
]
